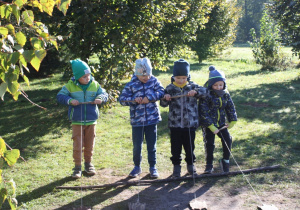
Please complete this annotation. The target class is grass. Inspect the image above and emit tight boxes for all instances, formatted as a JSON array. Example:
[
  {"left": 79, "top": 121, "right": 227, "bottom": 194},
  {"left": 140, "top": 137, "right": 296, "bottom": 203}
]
[{"left": 0, "top": 47, "right": 299, "bottom": 209}]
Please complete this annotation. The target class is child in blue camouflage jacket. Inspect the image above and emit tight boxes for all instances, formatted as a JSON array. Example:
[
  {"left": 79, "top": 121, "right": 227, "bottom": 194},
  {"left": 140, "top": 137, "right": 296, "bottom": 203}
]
[
  {"left": 119, "top": 58, "right": 164, "bottom": 178},
  {"left": 199, "top": 66, "right": 237, "bottom": 174}
]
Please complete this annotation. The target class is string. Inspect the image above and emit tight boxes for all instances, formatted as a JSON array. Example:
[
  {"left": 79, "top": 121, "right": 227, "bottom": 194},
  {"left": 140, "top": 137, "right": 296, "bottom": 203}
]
[
  {"left": 80, "top": 102, "right": 83, "bottom": 208},
  {"left": 184, "top": 94, "right": 197, "bottom": 200},
  {"left": 218, "top": 129, "right": 264, "bottom": 206}
]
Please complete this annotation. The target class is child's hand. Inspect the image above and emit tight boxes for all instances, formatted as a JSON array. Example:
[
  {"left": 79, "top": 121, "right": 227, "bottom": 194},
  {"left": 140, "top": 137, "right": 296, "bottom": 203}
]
[
  {"left": 213, "top": 129, "right": 219, "bottom": 134},
  {"left": 93, "top": 99, "right": 102, "bottom": 104},
  {"left": 187, "top": 90, "right": 197, "bottom": 97},
  {"left": 164, "top": 94, "right": 171, "bottom": 101},
  {"left": 141, "top": 97, "right": 149, "bottom": 104},
  {"left": 135, "top": 97, "right": 143, "bottom": 104},
  {"left": 70, "top": 99, "right": 79, "bottom": 106}
]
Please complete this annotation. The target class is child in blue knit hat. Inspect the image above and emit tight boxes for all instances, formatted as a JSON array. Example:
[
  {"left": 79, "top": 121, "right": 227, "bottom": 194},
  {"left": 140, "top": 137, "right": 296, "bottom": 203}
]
[
  {"left": 199, "top": 65, "right": 237, "bottom": 173},
  {"left": 160, "top": 59, "right": 207, "bottom": 177},
  {"left": 57, "top": 59, "right": 108, "bottom": 179},
  {"left": 119, "top": 58, "right": 164, "bottom": 178}
]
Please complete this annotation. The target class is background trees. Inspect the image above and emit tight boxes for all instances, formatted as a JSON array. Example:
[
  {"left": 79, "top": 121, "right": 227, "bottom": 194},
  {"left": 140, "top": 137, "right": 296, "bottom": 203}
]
[
  {"left": 269, "top": 0, "right": 300, "bottom": 58},
  {"left": 187, "top": 0, "right": 240, "bottom": 63}
]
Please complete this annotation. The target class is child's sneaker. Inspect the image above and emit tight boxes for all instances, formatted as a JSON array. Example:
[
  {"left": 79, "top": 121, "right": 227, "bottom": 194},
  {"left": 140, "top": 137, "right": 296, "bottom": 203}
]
[
  {"left": 219, "top": 159, "right": 230, "bottom": 173},
  {"left": 203, "top": 164, "right": 214, "bottom": 174},
  {"left": 187, "top": 164, "right": 197, "bottom": 175},
  {"left": 72, "top": 165, "right": 82, "bottom": 179},
  {"left": 129, "top": 166, "right": 142, "bottom": 178},
  {"left": 149, "top": 167, "right": 159, "bottom": 178},
  {"left": 172, "top": 165, "right": 181, "bottom": 177},
  {"left": 84, "top": 162, "right": 96, "bottom": 176}
]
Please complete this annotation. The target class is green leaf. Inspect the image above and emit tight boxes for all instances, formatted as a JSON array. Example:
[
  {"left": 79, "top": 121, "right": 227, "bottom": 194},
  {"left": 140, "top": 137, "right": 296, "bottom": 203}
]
[
  {"left": 4, "top": 5, "right": 12, "bottom": 19},
  {"left": 35, "top": 49, "right": 46, "bottom": 60},
  {"left": 8, "top": 197, "right": 17, "bottom": 210},
  {"left": 0, "top": 82, "right": 8, "bottom": 101},
  {"left": 6, "top": 24, "right": 15, "bottom": 35},
  {"left": 9, "top": 52, "right": 20, "bottom": 65},
  {"left": 4, "top": 150, "right": 20, "bottom": 166},
  {"left": 15, "top": 31, "right": 26, "bottom": 46},
  {"left": 6, "top": 179, "right": 16, "bottom": 196},
  {"left": 0, "top": 137, "right": 7, "bottom": 156},
  {"left": 11, "top": 5, "right": 20, "bottom": 24},
  {"left": 22, "top": 74, "right": 29, "bottom": 86},
  {"left": 30, "top": 56, "right": 41, "bottom": 71},
  {"left": 22, "top": 10, "right": 34, "bottom": 26},
  {"left": 0, "top": 27, "right": 8, "bottom": 38},
  {"left": 0, "top": 188, "right": 7, "bottom": 205},
  {"left": 50, "top": 37, "right": 58, "bottom": 50},
  {"left": 22, "top": 50, "right": 34, "bottom": 62},
  {"left": 30, "top": 37, "right": 44, "bottom": 50},
  {"left": 13, "top": 0, "right": 27, "bottom": 8},
  {"left": 58, "top": 0, "right": 71, "bottom": 16}
]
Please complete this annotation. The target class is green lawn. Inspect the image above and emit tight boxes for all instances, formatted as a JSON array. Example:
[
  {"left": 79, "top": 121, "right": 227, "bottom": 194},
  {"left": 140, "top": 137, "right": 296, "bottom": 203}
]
[{"left": 0, "top": 47, "right": 299, "bottom": 209}]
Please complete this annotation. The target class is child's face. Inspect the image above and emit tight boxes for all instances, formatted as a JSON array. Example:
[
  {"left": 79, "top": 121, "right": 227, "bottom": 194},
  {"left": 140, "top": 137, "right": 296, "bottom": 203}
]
[
  {"left": 78, "top": 73, "right": 91, "bottom": 85},
  {"left": 174, "top": 76, "right": 188, "bottom": 85},
  {"left": 137, "top": 75, "right": 151, "bottom": 83},
  {"left": 212, "top": 81, "right": 224, "bottom": 90}
]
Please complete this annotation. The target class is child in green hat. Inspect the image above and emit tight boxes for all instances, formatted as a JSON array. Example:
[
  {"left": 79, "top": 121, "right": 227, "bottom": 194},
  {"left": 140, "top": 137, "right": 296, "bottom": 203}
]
[{"left": 57, "top": 59, "right": 108, "bottom": 179}]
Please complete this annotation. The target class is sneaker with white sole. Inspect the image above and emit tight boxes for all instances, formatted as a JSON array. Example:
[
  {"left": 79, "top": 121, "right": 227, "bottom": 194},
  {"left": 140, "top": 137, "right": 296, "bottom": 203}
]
[
  {"left": 204, "top": 164, "right": 214, "bottom": 174},
  {"left": 129, "top": 166, "right": 141, "bottom": 178},
  {"left": 72, "top": 165, "right": 82, "bottom": 179},
  {"left": 150, "top": 167, "right": 159, "bottom": 178},
  {"left": 85, "top": 162, "right": 96, "bottom": 176}
]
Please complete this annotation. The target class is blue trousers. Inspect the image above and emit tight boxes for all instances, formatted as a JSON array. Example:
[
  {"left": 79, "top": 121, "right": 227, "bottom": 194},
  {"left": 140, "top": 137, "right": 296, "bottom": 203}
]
[{"left": 132, "top": 124, "right": 157, "bottom": 168}]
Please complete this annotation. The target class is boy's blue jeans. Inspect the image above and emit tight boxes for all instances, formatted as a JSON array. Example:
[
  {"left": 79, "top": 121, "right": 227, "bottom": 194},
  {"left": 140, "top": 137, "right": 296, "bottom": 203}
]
[{"left": 132, "top": 124, "right": 157, "bottom": 168}]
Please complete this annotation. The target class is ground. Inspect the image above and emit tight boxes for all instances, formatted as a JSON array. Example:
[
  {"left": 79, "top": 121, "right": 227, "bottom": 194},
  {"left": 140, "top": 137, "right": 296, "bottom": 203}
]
[{"left": 58, "top": 167, "right": 299, "bottom": 210}]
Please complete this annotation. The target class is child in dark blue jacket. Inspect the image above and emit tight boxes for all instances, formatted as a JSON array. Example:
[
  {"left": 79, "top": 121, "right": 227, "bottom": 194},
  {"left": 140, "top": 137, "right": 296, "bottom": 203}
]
[
  {"left": 119, "top": 58, "right": 164, "bottom": 178},
  {"left": 199, "top": 66, "right": 237, "bottom": 173},
  {"left": 57, "top": 59, "right": 108, "bottom": 179}
]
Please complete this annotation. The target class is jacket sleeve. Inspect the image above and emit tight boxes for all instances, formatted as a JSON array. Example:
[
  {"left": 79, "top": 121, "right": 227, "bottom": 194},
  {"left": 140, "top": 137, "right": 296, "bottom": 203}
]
[
  {"left": 119, "top": 82, "right": 135, "bottom": 106},
  {"left": 57, "top": 85, "right": 72, "bottom": 105},
  {"left": 96, "top": 86, "right": 108, "bottom": 103},
  {"left": 225, "top": 94, "right": 237, "bottom": 122},
  {"left": 198, "top": 96, "right": 215, "bottom": 128},
  {"left": 194, "top": 85, "right": 208, "bottom": 99},
  {"left": 146, "top": 78, "right": 165, "bottom": 101},
  {"left": 160, "top": 86, "right": 170, "bottom": 107}
]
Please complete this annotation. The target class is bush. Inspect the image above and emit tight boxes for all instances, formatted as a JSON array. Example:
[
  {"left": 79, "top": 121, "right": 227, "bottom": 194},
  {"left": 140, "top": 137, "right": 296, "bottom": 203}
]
[{"left": 249, "top": 10, "right": 289, "bottom": 71}]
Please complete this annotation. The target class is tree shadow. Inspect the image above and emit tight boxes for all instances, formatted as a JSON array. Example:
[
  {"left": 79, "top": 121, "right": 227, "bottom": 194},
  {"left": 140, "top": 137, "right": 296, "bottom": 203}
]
[
  {"left": 0, "top": 87, "right": 70, "bottom": 159},
  {"left": 54, "top": 175, "right": 217, "bottom": 210}
]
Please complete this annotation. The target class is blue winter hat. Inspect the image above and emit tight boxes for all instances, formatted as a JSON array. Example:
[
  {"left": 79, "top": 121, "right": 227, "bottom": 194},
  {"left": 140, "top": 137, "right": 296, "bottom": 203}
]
[
  {"left": 70, "top": 59, "right": 91, "bottom": 80},
  {"left": 173, "top": 59, "right": 190, "bottom": 76},
  {"left": 135, "top": 58, "right": 152, "bottom": 76},
  {"left": 208, "top": 65, "right": 226, "bottom": 89}
]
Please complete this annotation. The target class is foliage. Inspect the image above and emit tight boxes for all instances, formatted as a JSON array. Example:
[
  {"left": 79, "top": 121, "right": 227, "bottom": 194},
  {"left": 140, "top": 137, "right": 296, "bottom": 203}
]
[
  {"left": 0, "top": 0, "right": 72, "bottom": 101},
  {"left": 235, "top": 0, "right": 270, "bottom": 43},
  {"left": 268, "top": 0, "right": 300, "bottom": 59},
  {"left": 249, "top": 10, "right": 288, "bottom": 70},
  {"left": 39, "top": 0, "right": 214, "bottom": 106},
  {"left": 0, "top": 137, "right": 20, "bottom": 209},
  {"left": 187, "top": 0, "right": 240, "bottom": 63}
]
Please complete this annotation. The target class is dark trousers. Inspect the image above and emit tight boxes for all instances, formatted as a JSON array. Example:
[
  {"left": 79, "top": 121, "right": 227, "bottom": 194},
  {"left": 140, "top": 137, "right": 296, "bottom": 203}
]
[
  {"left": 202, "top": 127, "right": 232, "bottom": 165},
  {"left": 170, "top": 128, "right": 196, "bottom": 165},
  {"left": 132, "top": 124, "right": 157, "bottom": 168}
]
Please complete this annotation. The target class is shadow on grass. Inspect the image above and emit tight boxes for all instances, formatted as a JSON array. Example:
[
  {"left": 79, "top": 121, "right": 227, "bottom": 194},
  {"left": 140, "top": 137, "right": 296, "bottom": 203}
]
[
  {"left": 54, "top": 175, "right": 216, "bottom": 209},
  {"left": 0, "top": 87, "right": 70, "bottom": 159},
  {"left": 227, "top": 77, "right": 300, "bottom": 168}
]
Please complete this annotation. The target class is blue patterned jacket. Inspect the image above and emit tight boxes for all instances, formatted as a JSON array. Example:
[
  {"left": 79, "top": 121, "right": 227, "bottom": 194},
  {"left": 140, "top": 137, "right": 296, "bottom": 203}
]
[
  {"left": 198, "top": 90, "right": 237, "bottom": 128},
  {"left": 119, "top": 75, "right": 164, "bottom": 127}
]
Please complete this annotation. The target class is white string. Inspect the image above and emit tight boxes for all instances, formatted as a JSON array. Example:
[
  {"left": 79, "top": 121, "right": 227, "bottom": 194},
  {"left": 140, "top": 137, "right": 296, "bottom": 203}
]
[
  {"left": 136, "top": 103, "right": 145, "bottom": 204},
  {"left": 80, "top": 103, "right": 83, "bottom": 208},
  {"left": 218, "top": 129, "right": 264, "bottom": 206},
  {"left": 184, "top": 94, "right": 197, "bottom": 200}
]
